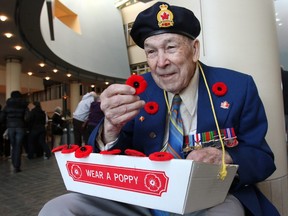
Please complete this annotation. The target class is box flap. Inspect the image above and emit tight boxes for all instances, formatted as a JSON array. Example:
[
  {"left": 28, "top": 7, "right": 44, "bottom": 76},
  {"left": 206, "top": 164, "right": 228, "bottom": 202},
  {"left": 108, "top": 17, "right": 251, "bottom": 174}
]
[{"left": 183, "top": 162, "right": 238, "bottom": 214}]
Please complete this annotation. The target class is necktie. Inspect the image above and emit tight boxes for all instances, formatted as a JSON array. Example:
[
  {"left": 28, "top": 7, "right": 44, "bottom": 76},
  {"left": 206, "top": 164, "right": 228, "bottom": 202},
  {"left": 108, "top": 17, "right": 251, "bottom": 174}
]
[{"left": 166, "top": 94, "right": 184, "bottom": 159}]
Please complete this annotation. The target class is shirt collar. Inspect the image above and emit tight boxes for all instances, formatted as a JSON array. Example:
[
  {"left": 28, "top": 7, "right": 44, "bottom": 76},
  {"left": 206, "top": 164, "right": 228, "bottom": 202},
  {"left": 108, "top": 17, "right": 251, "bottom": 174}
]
[{"left": 167, "top": 66, "right": 199, "bottom": 115}]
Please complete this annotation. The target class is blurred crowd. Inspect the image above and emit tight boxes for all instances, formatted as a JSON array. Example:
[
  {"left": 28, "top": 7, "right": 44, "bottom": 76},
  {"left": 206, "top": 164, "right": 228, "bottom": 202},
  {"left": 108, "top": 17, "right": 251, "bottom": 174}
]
[{"left": 0, "top": 90, "right": 103, "bottom": 173}]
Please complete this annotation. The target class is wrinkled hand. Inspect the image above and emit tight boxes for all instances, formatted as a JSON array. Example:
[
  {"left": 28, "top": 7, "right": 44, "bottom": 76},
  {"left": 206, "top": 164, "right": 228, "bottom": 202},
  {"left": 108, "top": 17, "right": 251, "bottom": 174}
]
[
  {"left": 186, "top": 147, "right": 233, "bottom": 165},
  {"left": 100, "top": 84, "right": 145, "bottom": 143}
]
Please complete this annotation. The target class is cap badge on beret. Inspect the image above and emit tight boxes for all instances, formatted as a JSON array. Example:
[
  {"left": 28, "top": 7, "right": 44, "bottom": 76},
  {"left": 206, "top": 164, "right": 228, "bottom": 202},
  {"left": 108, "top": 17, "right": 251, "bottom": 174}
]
[{"left": 157, "top": 4, "right": 174, "bottom": 28}]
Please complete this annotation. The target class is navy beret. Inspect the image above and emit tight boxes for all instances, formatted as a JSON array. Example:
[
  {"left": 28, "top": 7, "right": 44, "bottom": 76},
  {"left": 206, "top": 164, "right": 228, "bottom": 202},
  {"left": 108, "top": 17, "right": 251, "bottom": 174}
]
[{"left": 130, "top": 2, "right": 201, "bottom": 48}]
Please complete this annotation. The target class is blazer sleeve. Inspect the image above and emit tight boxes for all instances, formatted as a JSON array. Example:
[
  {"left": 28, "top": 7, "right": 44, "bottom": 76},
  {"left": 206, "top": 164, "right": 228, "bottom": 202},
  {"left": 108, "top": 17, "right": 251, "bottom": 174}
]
[{"left": 226, "top": 76, "right": 276, "bottom": 190}]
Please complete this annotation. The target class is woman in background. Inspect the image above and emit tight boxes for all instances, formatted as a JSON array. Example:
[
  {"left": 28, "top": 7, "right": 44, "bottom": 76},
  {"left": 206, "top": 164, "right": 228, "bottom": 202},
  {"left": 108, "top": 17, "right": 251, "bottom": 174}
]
[{"left": 51, "top": 107, "right": 65, "bottom": 148}]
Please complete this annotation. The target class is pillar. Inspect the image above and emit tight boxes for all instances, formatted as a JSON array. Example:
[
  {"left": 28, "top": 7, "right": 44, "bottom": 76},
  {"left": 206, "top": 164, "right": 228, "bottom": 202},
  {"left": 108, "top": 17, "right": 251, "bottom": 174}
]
[
  {"left": 5, "top": 57, "right": 22, "bottom": 99},
  {"left": 198, "top": 0, "right": 287, "bottom": 215},
  {"left": 70, "top": 82, "right": 81, "bottom": 115}
]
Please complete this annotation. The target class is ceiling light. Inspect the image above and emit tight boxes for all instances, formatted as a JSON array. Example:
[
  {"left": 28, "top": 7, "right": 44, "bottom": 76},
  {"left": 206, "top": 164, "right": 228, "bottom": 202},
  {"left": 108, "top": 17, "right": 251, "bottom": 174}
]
[
  {"left": 67, "top": 73, "right": 72, "bottom": 77},
  {"left": 45, "top": 76, "right": 50, "bottom": 80},
  {"left": 4, "top": 33, "right": 13, "bottom": 38},
  {"left": 27, "top": 72, "right": 33, "bottom": 76},
  {"left": 91, "top": 84, "right": 95, "bottom": 88},
  {"left": 14, "top": 45, "right": 22, "bottom": 50},
  {"left": 105, "top": 81, "right": 109, "bottom": 85},
  {"left": 0, "top": 15, "right": 8, "bottom": 21},
  {"left": 39, "top": 63, "right": 45, "bottom": 67},
  {"left": 53, "top": 69, "right": 58, "bottom": 73}
]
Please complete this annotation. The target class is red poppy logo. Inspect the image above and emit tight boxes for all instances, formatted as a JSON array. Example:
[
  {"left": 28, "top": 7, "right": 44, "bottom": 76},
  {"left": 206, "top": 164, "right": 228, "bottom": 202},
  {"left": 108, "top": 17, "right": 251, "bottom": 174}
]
[
  {"left": 212, "top": 82, "right": 228, "bottom": 97},
  {"left": 70, "top": 164, "right": 82, "bottom": 179},
  {"left": 144, "top": 101, "right": 159, "bottom": 115},
  {"left": 144, "top": 174, "right": 161, "bottom": 192},
  {"left": 126, "top": 75, "right": 147, "bottom": 95},
  {"left": 75, "top": 145, "right": 93, "bottom": 158},
  {"left": 149, "top": 152, "right": 174, "bottom": 161},
  {"left": 125, "top": 149, "right": 146, "bottom": 157}
]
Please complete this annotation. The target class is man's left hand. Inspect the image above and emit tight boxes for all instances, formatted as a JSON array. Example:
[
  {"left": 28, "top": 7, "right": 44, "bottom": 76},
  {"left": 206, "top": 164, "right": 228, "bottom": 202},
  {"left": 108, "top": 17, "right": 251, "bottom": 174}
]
[{"left": 186, "top": 147, "right": 233, "bottom": 165}]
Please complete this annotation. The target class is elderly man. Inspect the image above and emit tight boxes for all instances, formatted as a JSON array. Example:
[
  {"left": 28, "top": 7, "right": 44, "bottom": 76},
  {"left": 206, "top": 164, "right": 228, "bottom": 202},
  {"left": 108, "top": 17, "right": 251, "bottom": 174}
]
[{"left": 39, "top": 2, "right": 279, "bottom": 216}]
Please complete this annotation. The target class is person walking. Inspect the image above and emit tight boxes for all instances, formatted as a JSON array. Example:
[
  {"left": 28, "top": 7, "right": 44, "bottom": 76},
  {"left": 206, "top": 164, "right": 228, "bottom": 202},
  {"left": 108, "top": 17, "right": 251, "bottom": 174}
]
[
  {"left": 0, "top": 91, "right": 28, "bottom": 173},
  {"left": 0, "top": 104, "right": 5, "bottom": 158},
  {"left": 72, "top": 91, "right": 97, "bottom": 146},
  {"left": 26, "top": 101, "right": 51, "bottom": 159},
  {"left": 83, "top": 95, "right": 104, "bottom": 144},
  {"left": 51, "top": 107, "right": 65, "bottom": 148}
]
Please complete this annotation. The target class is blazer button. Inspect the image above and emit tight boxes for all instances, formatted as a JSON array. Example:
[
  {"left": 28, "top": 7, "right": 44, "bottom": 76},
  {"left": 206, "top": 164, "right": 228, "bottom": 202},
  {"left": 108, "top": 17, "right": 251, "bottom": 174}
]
[{"left": 149, "top": 132, "right": 157, "bottom": 139}]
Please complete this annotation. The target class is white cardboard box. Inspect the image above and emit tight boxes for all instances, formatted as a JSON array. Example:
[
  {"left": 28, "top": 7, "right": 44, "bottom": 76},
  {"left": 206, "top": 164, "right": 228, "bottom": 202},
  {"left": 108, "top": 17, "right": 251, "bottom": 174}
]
[{"left": 55, "top": 152, "right": 238, "bottom": 214}]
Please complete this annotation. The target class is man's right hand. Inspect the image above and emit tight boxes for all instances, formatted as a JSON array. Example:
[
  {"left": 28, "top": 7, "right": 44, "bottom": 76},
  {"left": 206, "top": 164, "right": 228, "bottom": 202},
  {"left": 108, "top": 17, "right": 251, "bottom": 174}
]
[{"left": 100, "top": 84, "right": 145, "bottom": 144}]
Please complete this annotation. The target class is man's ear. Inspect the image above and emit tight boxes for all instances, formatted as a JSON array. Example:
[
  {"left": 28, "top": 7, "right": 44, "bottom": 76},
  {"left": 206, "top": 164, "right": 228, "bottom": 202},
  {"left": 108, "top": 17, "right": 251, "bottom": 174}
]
[{"left": 192, "top": 39, "right": 200, "bottom": 62}]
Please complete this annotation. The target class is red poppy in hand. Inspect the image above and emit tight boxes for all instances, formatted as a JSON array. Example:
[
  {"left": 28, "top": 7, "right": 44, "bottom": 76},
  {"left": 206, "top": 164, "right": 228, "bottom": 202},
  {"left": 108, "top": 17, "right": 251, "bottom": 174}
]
[
  {"left": 75, "top": 145, "right": 93, "bottom": 158},
  {"left": 61, "top": 144, "right": 79, "bottom": 154},
  {"left": 52, "top": 144, "right": 68, "bottom": 153},
  {"left": 125, "top": 149, "right": 146, "bottom": 157},
  {"left": 126, "top": 75, "right": 147, "bottom": 95},
  {"left": 149, "top": 152, "right": 174, "bottom": 161},
  {"left": 144, "top": 101, "right": 159, "bottom": 115},
  {"left": 212, "top": 82, "right": 228, "bottom": 97},
  {"left": 100, "top": 149, "right": 121, "bottom": 155}
]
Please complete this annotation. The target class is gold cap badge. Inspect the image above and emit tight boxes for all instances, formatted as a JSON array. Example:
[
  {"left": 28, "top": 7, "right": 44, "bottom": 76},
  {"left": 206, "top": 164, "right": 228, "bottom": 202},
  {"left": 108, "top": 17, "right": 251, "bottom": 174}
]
[{"left": 157, "top": 4, "right": 174, "bottom": 28}]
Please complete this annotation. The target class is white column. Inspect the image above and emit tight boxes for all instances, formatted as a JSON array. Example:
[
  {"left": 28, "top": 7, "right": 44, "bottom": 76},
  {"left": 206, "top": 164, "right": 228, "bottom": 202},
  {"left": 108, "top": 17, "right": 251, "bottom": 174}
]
[
  {"left": 199, "top": 0, "right": 287, "bottom": 214},
  {"left": 70, "top": 82, "right": 80, "bottom": 115},
  {"left": 5, "top": 57, "right": 22, "bottom": 99}
]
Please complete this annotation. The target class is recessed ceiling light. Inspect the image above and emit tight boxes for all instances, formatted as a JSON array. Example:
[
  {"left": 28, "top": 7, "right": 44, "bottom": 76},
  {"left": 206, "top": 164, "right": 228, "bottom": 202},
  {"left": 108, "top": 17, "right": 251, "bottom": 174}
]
[
  {"left": 53, "top": 69, "right": 58, "bottom": 73},
  {"left": 0, "top": 15, "right": 8, "bottom": 21},
  {"left": 67, "top": 73, "right": 72, "bottom": 77},
  {"left": 27, "top": 72, "right": 33, "bottom": 76},
  {"left": 39, "top": 63, "right": 45, "bottom": 67},
  {"left": 45, "top": 76, "right": 50, "bottom": 80},
  {"left": 105, "top": 81, "right": 109, "bottom": 85},
  {"left": 14, "top": 45, "right": 22, "bottom": 50},
  {"left": 4, "top": 33, "right": 13, "bottom": 38}
]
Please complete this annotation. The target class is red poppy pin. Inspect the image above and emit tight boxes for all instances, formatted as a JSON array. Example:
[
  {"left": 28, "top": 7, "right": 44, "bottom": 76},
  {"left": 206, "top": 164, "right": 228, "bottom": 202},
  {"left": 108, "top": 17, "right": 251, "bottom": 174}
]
[
  {"left": 75, "top": 145, "right": 93, "bottom": 158},
  {"left": 61, "top": 144, "right": 79, "bottom": 154},
  {"left": 125, "top": 149, "right": 146, "bottom": 157},
  {"left": 149, "top": 152, "right": 174, "bottom": 161},
  {"left": 212, "top": 82, "right": 228, "bottom": 97},
  {"left": 126, "top": 75, "right": 147, "bottom": 95},
  {"left": 144, "top": 101, "right": 159, "bottom": 115},
  {"left": 52, "top": 144, "right": 68, "bottom": 153},
  {"left": 100, "top": 149, "right": 121, "bottom": 155}
]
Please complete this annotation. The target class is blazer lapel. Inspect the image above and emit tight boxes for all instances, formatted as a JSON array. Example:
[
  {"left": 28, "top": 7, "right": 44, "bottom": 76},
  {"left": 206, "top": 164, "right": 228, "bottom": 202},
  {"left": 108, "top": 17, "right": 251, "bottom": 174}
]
[{"left": 197, "top": 64, "right": 232, "bottom": 133}]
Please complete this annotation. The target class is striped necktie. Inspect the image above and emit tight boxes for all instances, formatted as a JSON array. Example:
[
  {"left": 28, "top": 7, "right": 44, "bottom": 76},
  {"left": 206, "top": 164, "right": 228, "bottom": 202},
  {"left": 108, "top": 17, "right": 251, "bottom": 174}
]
[{"left": 166, "top": 94, "right": 184, "bottom": 159}]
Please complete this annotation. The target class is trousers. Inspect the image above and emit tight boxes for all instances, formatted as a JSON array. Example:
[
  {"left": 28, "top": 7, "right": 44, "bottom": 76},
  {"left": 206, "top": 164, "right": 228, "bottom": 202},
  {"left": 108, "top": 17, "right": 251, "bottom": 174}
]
[{"left": 38, "top": 193, "right": 244, "bottom": 216}]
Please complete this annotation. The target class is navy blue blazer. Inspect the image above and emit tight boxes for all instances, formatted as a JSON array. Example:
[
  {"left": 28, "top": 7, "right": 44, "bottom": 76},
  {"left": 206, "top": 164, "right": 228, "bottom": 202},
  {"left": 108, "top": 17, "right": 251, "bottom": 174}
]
[{"left": 89, "top": 62, "right": 279, "bottom": 216}]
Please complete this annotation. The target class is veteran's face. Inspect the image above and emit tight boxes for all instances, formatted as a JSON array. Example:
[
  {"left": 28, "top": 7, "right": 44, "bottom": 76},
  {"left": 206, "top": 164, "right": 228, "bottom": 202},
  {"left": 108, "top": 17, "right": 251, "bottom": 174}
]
[{"left": 144, "top": 33, "right": 200, "bottom": 94}]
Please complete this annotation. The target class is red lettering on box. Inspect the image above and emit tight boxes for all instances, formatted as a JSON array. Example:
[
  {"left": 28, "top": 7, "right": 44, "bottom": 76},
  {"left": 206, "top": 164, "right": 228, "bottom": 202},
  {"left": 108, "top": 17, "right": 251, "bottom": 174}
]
[{"left": 66, "top": 161, "right": 169, "bottom": 196}]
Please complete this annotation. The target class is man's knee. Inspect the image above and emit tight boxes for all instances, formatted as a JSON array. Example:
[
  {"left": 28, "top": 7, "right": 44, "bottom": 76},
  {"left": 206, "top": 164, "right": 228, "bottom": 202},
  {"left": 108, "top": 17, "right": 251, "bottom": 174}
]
[
  {"left": 206, "top": 194, "right": 245, "bottom": 216},
  {"left": 39, "top": 193, "right": 77, "bottom": 216}
]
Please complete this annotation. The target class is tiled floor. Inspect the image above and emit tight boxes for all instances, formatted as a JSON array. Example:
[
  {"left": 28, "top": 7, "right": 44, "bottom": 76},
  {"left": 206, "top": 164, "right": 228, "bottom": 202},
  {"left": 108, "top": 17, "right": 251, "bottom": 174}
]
[{"left": 0, "top": 155, "right": 67, "bottom": 216}]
